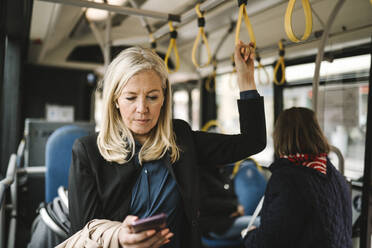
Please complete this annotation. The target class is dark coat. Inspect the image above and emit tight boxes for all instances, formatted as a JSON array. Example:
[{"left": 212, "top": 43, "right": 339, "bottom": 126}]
[
  {"left": 68, "top": 97, "right": 266, "bottom": 248},
  {"left": 199, "top": 166, "right": 238, "bottom": 235},
  {"left": 244, "top": 158, "right": 352, "bottom": 248}
]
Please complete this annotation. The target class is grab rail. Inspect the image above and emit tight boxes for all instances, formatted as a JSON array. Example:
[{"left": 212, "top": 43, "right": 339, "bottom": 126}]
[
  {"left": 330, "top": 145, "right": 345, "bottom": 176},
  {"left": 0, "top": 154, "right": 17, "bottom": 208},
  {"left": 0, "top": 154, "right": 17, "bottom": 248}
]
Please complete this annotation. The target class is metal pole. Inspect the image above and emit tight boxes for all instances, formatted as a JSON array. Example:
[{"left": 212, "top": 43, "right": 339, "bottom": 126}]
[
  {"left": 312, "top": 0, "right": 345, "bottom": 114},
  {"left": 37, "top": 0, "right": 172, "bottom": 21}
]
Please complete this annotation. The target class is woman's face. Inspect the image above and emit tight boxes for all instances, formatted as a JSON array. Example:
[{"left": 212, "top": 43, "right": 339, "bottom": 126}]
[{"left": 117, "top": 70, "right": 164, "bottom": 144}]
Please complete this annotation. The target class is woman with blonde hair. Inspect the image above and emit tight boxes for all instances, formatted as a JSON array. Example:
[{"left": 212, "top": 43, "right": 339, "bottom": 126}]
[
  {"left": 244, "top": 107, "right": 352, "bottom": 248},
  {"left": 66, "top": 41, "right": 266, "bottom": 248}
]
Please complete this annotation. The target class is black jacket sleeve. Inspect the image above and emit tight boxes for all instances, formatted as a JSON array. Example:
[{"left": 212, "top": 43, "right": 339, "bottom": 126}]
[
  {"left": 243, "top": 170, "right": 307, "bottom": 248},
  {"left": 68, "top": 139, "right": 103, "bottom": 235},
  {"left": 193, "top": 97, "right": 266, "bottom": 166}
]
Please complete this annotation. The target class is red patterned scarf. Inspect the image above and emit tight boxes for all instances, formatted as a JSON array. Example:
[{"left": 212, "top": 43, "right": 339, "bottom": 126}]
[{"left": 280, "top": 153, "right": 327, "bottom": 175}]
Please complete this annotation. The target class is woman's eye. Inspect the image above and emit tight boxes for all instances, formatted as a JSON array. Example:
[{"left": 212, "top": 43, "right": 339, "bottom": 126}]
[
  {"left": 147, "top": 96, "right": 159, "bottom": 100},
  {"left": 126, "top": 97, "right": 136, "bottom": 101}
]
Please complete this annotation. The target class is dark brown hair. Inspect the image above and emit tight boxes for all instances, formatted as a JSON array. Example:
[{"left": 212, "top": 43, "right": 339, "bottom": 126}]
[{"left": 273, "top": 107, "right": 330, "bottom": 157}]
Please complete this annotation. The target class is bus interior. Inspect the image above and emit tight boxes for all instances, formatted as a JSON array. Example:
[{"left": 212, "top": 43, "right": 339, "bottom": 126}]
[{"left": 0, "top": 0, "right": 372, "bottom": 247}]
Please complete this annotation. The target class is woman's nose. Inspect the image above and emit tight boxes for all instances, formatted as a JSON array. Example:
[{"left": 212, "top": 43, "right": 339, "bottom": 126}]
[{"left": 136, "top": 99, "right": 148, "bottom": 113}]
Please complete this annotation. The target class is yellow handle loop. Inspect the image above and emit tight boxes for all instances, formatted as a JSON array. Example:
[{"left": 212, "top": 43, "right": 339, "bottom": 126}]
[
  {"left": 256, "top": 52, "right": 270, "bottom": 86},
  {"left": 205, "top": 72, "right": 216, "bottom": 92},
  {"left": 232, "top": 157, "right": 264, "bottom": 178},
  {"left": 235, "top": 2, "right": 256, "bottom": 47},
  {"left": 205, "top": 59, "right": 217, "bottom": 92},
  {"left": 192, "top": 4, "right": 212, "bottom": 68},
  {"left": 284, "top": 0, "right": 313, "bottom": 43},
  {"left": 273, "top": 40, "right": 286, "bottom": 85},
  {"left": 201, "top": 119, "right": 225, "bottom": 133},
  {"left": 164, "top": 21, "right": 180, "bottom": 73}
]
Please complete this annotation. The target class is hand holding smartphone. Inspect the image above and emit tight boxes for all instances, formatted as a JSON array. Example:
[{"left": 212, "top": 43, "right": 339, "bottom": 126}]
[{"left": 130, "top": 213, "right": 167, "bottom": 233}]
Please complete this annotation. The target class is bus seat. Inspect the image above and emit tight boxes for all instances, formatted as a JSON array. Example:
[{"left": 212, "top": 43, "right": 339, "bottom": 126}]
[
  {"left": 45, "top": 125, "right": 89, "bottom": 203},
  {"left": 234, "top": 160, "right": 267, "bottom": 215}
]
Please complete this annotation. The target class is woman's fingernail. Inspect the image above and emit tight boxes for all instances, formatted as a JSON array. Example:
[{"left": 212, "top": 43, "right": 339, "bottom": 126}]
[
  {"left": 147, "top": 230, "right": 156, "bottom": 236},
  {"left": 165, "top": 233, "right": 174, "bottom": 239},
  {"left": 160, "top": 229, "right": 169, "bottom": 235}
]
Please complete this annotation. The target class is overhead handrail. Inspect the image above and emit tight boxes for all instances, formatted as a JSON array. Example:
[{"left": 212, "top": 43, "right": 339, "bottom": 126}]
[
  {"left": 153, "top": 0, "right": 227, "bottom": 40},
  {"left": 235, "top": 0, "right": 256, "bottom": 47},
  {"left": 192, "top": 3, "right": 212, "bottom": 68},
  {"left": 164, "top": 21, "right": 180, "bottom": 73},
  {"left": 255, "top": 51, "right": 270, "bottom": 85},
  {"left": 284, "top": 0, "right": 313, "bottom": 43},
  {"left": 38, "top": 0, "right": 178, "bottom": 21},
  {"left": 273, "top": 40, "right": 286, "bottom": 85},
  {"left": 330, "top": 145, "right": 345, "bottom": 176},
  {"left": 312, "top": 0, "right": 345, "bottom": 113}
]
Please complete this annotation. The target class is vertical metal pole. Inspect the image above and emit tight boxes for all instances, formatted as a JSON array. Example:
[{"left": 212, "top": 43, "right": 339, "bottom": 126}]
[
  {"left": 360, "top": 34, "right": 372, "bottom": 248},
  {"left": 188, "top": 88, "right": 192, "bottom": 125},
  {"left": 273, "top": 61, "right": 284, "bottom": 123}
]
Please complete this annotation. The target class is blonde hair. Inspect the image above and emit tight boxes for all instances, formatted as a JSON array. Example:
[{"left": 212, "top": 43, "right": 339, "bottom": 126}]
[
  {"left": 97, "top": 46, "right": 180, "bottom": 164},
  {"left": 273, "top": 107, "right": 330, "bottom": 157}
]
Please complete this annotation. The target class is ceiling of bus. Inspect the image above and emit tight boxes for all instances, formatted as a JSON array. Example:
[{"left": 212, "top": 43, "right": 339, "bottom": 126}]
[{"left": 28, "top": 0, "right": 372, "bottom": 81}]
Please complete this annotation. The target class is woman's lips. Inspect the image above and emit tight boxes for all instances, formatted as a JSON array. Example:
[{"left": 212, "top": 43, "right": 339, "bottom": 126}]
[{"left": 135, "top": 119, "right": 150, "bottom": 124}]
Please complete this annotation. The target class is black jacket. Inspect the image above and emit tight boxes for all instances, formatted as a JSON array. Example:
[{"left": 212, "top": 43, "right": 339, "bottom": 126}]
[
  {"left": 68, "top": 97, "right": 266, "bottom": 248},
  {"left": 244, "top": 158, "right": 352, "bottom": 248},
  {"left": 199, "top": 166, "right": 238, "bottom": 235}
]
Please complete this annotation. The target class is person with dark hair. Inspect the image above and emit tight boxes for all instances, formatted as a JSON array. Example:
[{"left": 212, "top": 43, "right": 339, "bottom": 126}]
[{"left": 244, "top": 107, "right": 352, "bottom": 248}]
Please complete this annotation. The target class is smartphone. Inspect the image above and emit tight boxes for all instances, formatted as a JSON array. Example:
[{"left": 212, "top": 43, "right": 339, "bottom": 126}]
[{"left": 130, "top": 213, "right": 167, "bottom": 233}]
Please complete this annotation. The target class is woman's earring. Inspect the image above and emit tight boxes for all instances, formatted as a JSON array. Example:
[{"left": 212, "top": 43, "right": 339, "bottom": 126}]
[{"left": 115, "top": 103, "right": 119, "bottom": 109}]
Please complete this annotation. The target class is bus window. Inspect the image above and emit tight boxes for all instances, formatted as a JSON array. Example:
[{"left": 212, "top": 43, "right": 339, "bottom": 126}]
[
  {"left": 284, "top": 54, "right": 371, "bottom": 179},
  {"left": 215, "top": 66, "right": 275, "bottom": 167},
  {"left": 173, "top": 90, "right": 190, "bottom": 124}
]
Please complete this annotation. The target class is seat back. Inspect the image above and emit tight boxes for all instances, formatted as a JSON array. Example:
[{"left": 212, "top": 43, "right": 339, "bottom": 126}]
[
  {"left": 45, "top": 125, "right": 91, "bottom": 203},
  {"left": 234, "top": 160, "right": 267, "bottom": 215}
]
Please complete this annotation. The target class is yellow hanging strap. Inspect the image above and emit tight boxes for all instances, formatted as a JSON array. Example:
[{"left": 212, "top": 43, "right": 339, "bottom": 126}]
[
  {"left": 285, "top": 0, "right": 313, "bottom": 43},
  {"left": 205, "top": 59, "right": 217, "bottom": 92},
  {"left": 201, "top": 119, "right": 225, "bottom": 133},
  {"left": 164, "top": 21, "right": 180, "bottom": 73},
  {"left": 232, "top": 157, "right": 264, "bottom": 179},
  {"left": 235, "top": 0, "right": 256, "bottom": 47},
  {"left": 192, "top": 4, "right": 212, "bottom": 68},
  {"left": 256, "top": 50, "right": 270, "bottom": 86},
  {"left": 273, "top": 40, "right": 286, "bottom": 85},
  {"left": 149, "top": 33, "right": 156, "bottom": 53}
]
